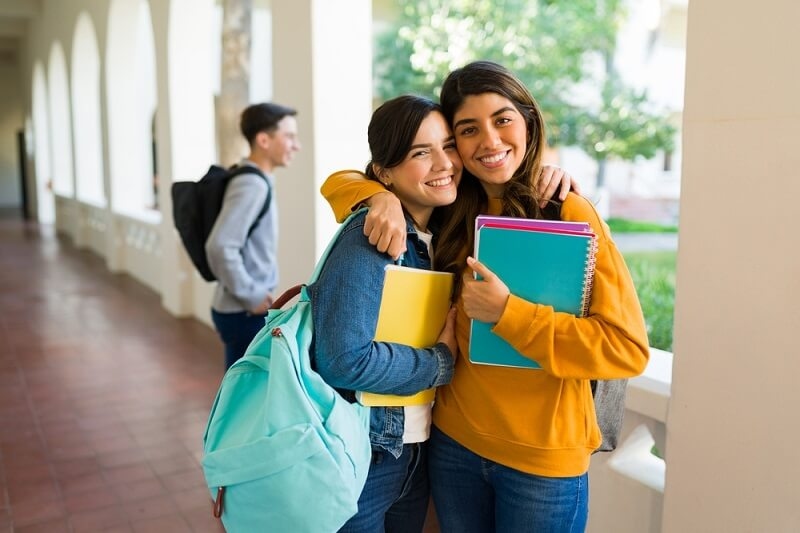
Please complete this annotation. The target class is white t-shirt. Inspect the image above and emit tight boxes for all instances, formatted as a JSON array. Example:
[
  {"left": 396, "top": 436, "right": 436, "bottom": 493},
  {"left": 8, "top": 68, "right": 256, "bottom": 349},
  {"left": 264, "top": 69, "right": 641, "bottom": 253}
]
[{"left": 403, "top": 228, "right": 435, "bottom": 444}]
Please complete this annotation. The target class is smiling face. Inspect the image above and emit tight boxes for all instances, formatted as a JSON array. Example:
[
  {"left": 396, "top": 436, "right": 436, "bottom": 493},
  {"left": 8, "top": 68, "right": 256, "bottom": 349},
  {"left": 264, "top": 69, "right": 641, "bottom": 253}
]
[
  {"left": 262, "top": 115, "right": 301, "bottom": 171},
  {"left": 451, "top": 92, "right": 529, "bottom": 198},
  {"left": 380, "top": 111, "right": 462, "bottom": 230}
]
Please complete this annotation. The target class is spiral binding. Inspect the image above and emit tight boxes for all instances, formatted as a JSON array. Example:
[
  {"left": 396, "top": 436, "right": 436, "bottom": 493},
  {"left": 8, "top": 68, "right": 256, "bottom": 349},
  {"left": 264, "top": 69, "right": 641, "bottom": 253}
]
[{"left": 580, "top": 235, "right": 599, "bottom": 317}]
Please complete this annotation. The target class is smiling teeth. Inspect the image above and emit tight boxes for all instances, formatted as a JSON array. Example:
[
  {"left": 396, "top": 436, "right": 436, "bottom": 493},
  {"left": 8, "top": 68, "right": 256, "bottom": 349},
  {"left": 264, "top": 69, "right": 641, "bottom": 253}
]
[
  {"left": 427, "top": 177, "right": 452, "bottom": 187},
  {"left": 480, "top": 152, "right": 506, "bottom": 164}
]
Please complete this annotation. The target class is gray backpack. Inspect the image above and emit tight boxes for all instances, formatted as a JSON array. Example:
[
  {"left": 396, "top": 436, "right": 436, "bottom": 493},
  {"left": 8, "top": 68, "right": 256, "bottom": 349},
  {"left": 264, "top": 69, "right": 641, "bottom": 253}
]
[{"left": 592, "top": 378, "right": 628, "bottom": 452}]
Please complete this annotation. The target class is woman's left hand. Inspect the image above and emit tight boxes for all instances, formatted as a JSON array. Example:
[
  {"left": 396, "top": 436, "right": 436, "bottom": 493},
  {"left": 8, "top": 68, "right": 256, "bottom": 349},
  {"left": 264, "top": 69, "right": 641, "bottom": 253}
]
[
  {"left": 462, "top": 257, "right": 510, "bottom": 324},
  {"left": 537, "top": 165, "right": 581, "bottom": 208}
]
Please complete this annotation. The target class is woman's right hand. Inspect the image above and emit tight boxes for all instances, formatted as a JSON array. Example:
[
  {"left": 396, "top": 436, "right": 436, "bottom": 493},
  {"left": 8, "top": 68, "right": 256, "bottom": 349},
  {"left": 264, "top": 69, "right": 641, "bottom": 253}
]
[
  {"left": 436, "top": 307, "right": 459, "bottom": 359},
  {"left": 364, "top": 192, "right": 407, "bottom": 260}
]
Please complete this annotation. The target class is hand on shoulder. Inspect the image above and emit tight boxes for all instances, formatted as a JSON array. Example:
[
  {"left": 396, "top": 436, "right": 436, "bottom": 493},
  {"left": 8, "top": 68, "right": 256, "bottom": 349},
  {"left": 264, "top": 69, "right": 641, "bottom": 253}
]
[{"left": 364, "top": 192, "right": 406, "bottom": 260}]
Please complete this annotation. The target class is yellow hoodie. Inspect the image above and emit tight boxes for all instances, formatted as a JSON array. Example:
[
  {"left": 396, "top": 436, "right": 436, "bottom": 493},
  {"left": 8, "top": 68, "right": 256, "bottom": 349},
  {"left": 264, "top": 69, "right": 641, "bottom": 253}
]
[{"left": 321, "top": 170, "right": 649, "bottom": 476}]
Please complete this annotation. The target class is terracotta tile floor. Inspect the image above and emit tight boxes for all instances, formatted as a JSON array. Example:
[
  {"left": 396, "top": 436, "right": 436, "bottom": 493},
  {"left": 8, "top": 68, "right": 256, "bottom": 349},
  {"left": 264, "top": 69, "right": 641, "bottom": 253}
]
[
  {"left": 0, "top": 216, "right": 440, "bottom": 533},
  {"left": 0, "top": 218, "right": 227, "bottom": 532}
]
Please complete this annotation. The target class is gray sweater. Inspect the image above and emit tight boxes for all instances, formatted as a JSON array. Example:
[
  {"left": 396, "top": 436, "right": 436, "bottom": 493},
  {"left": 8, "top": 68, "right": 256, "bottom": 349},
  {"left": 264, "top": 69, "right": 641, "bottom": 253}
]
[{"left": 205, "top": 160, "right": 278, "bottom": 312}]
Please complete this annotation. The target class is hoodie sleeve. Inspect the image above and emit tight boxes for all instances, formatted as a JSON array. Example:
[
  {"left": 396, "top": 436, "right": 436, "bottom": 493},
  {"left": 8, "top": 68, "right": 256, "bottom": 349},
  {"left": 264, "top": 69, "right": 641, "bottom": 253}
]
[
  {"left": 321, "top": 170, "right": 389, "bottom": 223},
  {"left": 492, "top": 192, "right": 650, "bottom": 380}
]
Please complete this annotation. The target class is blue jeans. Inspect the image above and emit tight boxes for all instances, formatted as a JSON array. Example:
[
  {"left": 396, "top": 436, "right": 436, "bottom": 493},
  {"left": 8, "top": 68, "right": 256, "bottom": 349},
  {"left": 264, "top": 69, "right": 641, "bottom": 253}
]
[
  {"left": 339, "top": 443, "right": 429, "bottom": 533},
  {"left": 210, "top": 309, "right": 266, "bottom": 369},
  {"left": 429, "top": 426, "right": 588, "bottom": 533}
]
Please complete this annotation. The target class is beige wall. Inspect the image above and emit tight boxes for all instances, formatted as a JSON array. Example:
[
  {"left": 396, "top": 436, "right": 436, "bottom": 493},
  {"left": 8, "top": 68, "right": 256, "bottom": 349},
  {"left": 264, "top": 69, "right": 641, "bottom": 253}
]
[{"left": 663, "top": 0, "right": 800, "bottom": 531}]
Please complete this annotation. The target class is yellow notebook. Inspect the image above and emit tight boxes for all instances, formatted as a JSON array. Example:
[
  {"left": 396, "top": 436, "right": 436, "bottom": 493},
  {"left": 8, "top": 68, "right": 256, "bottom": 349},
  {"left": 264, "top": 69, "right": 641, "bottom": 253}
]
[{"left": 356, "top": 265, "right": 455, "bottom": 407}]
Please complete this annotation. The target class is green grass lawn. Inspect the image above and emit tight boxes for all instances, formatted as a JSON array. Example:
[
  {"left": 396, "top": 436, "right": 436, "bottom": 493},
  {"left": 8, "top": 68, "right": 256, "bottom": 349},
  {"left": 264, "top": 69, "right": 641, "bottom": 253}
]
[
  {"left": 622, "top": 250, "right": 676, "bottom": 352},
  {"left": 607, "top": 218, "right": 678, "bottom": 233}
]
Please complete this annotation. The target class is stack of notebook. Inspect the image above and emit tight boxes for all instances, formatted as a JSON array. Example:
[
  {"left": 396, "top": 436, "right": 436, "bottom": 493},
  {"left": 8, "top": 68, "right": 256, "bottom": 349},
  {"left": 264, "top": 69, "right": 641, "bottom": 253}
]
[{"left": 469, "top": 214, "right": 597, "bottom": 369}]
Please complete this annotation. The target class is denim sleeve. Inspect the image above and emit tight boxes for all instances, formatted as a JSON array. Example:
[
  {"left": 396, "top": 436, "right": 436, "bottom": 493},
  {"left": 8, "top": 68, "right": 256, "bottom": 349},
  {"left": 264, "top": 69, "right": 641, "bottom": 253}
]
[{"left": 310, "top": 220, "right": 454, "bottom": 396}]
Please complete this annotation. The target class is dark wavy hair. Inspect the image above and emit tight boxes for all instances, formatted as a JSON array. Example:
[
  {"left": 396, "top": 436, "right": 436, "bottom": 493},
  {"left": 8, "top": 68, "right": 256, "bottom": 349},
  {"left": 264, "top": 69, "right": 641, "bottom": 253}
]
[
  {"left": 364, "top": 95, "right": 441, "bottom": 229},
  {"left": 432, "top": 61, "right": 553, "bottom": 281}
]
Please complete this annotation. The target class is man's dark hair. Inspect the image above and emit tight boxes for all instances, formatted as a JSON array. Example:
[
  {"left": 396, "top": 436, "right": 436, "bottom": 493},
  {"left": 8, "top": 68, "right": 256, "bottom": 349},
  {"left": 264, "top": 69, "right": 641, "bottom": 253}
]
[{"left": 240, "top": 102, "right": 297, "bottom": 144}]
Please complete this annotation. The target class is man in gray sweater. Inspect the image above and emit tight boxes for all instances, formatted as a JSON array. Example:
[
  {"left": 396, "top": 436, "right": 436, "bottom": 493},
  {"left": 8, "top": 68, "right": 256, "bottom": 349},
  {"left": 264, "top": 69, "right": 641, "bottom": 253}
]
[{"left": 206, "top": 102, "right": 301, "bottom": 369}]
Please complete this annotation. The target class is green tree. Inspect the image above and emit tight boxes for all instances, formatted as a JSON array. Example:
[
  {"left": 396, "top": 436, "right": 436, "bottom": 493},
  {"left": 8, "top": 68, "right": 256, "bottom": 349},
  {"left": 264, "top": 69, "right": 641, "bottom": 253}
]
[
  {"left": 573, "top": 76, "right": 677, "bottom": 187},
  {"left": 374, "top": 0, "right": 675, "bottom": 170}
]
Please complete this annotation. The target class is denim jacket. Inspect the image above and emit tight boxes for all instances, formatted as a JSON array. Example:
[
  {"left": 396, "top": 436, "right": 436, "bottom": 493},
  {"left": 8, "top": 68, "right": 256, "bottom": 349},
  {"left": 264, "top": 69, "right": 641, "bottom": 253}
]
[{"left": 308, "top": 211, "right": 454, "bottom": 457}]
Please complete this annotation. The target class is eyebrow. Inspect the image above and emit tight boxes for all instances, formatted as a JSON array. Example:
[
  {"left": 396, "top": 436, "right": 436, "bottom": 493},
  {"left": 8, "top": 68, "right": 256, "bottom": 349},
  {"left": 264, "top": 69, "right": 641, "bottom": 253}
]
[
  {"left": 453, "top": 107, "right": 516, "bottom": 129},
  {"left": 408, "top": 135, "right": 455, "bottom": 150}
]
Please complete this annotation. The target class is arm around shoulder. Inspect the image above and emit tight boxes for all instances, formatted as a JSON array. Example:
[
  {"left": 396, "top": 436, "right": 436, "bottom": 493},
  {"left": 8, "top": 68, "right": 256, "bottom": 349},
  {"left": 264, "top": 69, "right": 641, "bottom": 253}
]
[{"left": 321, "top": 170, "right": 389, "bottom": 222}]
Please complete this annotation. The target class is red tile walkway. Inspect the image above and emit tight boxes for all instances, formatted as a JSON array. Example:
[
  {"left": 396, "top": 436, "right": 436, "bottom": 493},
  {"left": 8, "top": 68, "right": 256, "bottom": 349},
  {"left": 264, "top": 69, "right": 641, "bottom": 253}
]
[
  {"left": 0, "top": 216, "right": 440, "bottom": 533},
  {"left": 0, "top": 218, "right": 226, "bottom": 532}
]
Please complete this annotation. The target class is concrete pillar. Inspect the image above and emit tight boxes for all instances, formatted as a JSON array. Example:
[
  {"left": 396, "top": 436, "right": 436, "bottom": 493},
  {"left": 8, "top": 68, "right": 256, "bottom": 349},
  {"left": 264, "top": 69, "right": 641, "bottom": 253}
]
[
  {"left": 663, "top": 1, "right": 800, "bottom": 531},
  {"left": 217, "top": 0, "right": 253, "bottom": 167},
  {"left": 270, "top": 0, "right": 373, "bottom": 292},
  {"left": 150, "top": 0, "right": 194, "bottom": 315}
]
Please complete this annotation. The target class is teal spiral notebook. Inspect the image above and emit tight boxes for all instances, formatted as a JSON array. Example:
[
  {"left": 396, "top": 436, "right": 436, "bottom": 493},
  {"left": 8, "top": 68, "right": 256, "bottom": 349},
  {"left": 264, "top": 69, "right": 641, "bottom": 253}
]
[{"left": 469, "top": 222, "right": 597, "bottom": 369}]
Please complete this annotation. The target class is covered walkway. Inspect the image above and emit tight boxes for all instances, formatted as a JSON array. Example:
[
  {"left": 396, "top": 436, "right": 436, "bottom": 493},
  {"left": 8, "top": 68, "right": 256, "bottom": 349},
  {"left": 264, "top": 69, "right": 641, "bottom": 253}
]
[
  {"left": 3, "top": 1, "right": 800, "bottom": 530},
  {"left": 0, "top": 215, "right": 442, "bottom": 532},
  {"left": 0, "top": 215, "right": 225, "bottom": 532}
]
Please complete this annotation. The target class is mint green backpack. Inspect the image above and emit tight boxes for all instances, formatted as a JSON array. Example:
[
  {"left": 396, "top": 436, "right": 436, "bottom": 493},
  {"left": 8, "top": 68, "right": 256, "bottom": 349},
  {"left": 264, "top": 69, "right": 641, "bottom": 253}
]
[{"left": 202, "top": 212, "right": 372, "bottom": 532}]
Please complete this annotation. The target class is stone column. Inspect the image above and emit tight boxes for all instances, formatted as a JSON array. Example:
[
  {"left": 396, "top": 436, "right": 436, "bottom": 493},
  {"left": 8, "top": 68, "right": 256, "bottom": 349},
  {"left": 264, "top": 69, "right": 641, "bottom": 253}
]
[
  {"left": 663, "top": 1, "right": 800, "bottom": 531},
  {"left": 216, "top": 0, "right": 252, "bottom": 166},
  {"left": 270, "top": 0, "right": 373, "bottom": 292}
]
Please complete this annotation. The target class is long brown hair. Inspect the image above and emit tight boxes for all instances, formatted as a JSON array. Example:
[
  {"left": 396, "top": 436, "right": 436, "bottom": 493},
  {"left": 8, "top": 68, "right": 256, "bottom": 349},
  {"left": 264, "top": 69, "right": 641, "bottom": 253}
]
[{"left": 433, "top": 61, "right": 555, "bottom": 280}]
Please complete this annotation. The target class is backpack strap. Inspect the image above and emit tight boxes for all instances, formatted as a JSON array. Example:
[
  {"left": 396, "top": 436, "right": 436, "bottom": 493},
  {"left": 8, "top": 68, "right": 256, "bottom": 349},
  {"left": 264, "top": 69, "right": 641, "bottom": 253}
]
[
  {"left": 307, "top": 207, "right": 369, "bottom": 285},
  {"left": 227, "top": 165, "right": 272, "bottom": 236},
  {"left": 267, "top": 208, "right": 373, "bottom": 311},
  {"left": 271, "top": 284, "right": 304, "bottom": 309}
]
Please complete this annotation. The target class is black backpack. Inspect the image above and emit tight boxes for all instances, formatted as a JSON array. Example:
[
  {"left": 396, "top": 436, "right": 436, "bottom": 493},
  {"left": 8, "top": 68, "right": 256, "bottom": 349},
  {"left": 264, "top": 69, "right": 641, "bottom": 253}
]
[{"left": 171, "top": 165, "right": 271, "bottom": 282}]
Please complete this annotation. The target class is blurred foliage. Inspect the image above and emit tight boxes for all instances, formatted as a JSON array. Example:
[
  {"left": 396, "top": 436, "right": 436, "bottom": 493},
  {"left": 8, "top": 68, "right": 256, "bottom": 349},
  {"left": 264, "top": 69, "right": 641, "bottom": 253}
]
[
  {"left": 623, "top": 251, "right": 676, "bottom": 351},
  {"left": 375, "top": 0, "right": 675, "bottom": 169},
  {"left": 570, "top": 76, "right": 677, "bottom": 164}
]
